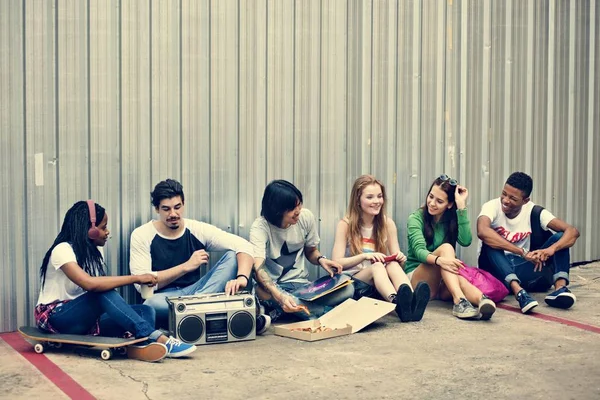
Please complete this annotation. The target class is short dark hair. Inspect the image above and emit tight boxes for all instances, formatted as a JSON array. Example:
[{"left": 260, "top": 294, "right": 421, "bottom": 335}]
[
  {"left": 261, "top": 180, "right": 303, "bottom": 227},
  {"left": 151, "top": 179, "right": 185, "bottom": 208},
  {"left": 506, "top": 172, "right": 533, "bottom": 198}
]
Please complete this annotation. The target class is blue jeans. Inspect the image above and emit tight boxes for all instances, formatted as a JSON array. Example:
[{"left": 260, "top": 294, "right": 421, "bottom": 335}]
[
  {"left": 479, "top": 232, "right": 570, "bottom": 292},
  {"left": 144, "top": 251, "right": 239, "bottom": 327},
  {"left": 48, "top": 290, "right": 162, "bottom": 340},
  {"left": 259, "top": 279, "right": 355, "bottom": 322}
]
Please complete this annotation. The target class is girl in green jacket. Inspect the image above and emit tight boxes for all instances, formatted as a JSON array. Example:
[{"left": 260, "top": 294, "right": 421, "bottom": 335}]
[{"left": 405, "top": 175, "right": 496, "bottom": 320}]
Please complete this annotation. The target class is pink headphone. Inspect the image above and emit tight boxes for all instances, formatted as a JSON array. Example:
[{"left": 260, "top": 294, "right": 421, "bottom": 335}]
[{"left": 86, "top": 200, "right": 101, "bottom": 240}]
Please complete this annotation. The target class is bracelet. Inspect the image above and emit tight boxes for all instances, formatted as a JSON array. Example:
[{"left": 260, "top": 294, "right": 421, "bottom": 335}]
[
  {"left": 236, "top": 274, "right": 249, "bottom": 283},
  {"left": 317, "top": 255, "right": 327, "bottom": 263},
  {"left": 434, "top": 256, "right": 440, "bottom": 266}
]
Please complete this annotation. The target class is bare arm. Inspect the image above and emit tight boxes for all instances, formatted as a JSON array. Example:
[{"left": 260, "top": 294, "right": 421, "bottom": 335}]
[
  {"left": 529, "top": 218, "right": 580, "bottom": 263},
  {"left": 477, "top": 215, "right": 524, "bottom": 256},
  {"left": 545, "top": 218, "right": 580, "bottom": 251},
  {"left": 331, "top": 219, "right": 369, "bottom": 268},
  {"left": 154, "top": 250, "right": 209, "bottom": 288},
  {"left": 61, "top": 262, "right": 157, "bottom": 292},
  {"left": 305, "top": 246, "right": 343, "bottom": 277},
  {"left": 225, "top": 252, "right": 254, "bottom": 295},
  {"left": 253, "top": 257, "right": 284, "bottom": 302},
  {"left": 385, "top": 218, "right": 407, "bottom": 265},
  {"left": 253, "top": 257, "right": 303, "bottom": 313}
]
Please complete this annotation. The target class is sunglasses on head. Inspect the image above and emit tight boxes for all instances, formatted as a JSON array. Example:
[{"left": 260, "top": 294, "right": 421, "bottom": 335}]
[{"left": 439, "top": 174, "right": 457, "bottom": 186}]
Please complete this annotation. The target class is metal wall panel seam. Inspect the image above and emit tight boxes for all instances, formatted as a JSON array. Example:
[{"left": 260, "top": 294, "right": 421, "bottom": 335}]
[
  {"left": 54, "top": 0, "right": 60, "bottom": 225},
  {"left": 545, "top": 0, "right": 555, "bottom": 208},
  {"left": 411, "top": 0, "right": 421, "bottom": 192},
  {"left": 565, "top": 0, "right": 576, "bottom": 223},
  {"left": 436, "top": 0, "right": 447, "bottom": 175},
  {"left": 21, "top": 0, "right": 32, "bottom": 324},
  {"left": 459, "top": 0, "right": 468, "bottom": 190},
  {"left": 585, "top": 0, "right": 596, "bottom": 260},
  {"left": 503, "top": 0, "right": 512, "bottom": 179},
  {"left": 525, "top": 0, "right": 534, "bottom": 172},
  {"left": 480, "top": 0, "right": 492, "bottom": 204},
  {"left": 87, "top": 0, "right": 92, "bottom": 196}
]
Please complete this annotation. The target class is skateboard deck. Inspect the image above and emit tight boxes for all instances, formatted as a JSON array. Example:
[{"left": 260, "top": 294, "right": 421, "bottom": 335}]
[{"left": 18, "top": 326, "right": 150, "bottom": 360}]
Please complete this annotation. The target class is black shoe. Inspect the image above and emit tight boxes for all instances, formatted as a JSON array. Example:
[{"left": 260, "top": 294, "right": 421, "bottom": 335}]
[
  {"left": 256, "top": 314, "right": 271, "bottom": 335},
  {"left": 411, "top": 281, "right": 431, "bottom": 322},
  {"left": 395, "top": 284, "right": 413, "bottom": 322}
]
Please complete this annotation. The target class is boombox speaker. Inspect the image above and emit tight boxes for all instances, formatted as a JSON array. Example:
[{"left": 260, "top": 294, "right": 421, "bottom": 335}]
[{"left": 166, "top": 292, "right": 256, "bottom": 345}]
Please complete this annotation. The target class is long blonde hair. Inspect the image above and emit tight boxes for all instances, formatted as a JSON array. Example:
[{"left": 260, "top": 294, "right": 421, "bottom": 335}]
[{"left": 346, "top": 175, "right": 388, "bottom": 255}]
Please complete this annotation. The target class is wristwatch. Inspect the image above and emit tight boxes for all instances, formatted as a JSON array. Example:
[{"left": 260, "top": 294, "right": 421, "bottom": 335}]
[{"left": 317, "top": 255, "right": 327, "bottom": 264}]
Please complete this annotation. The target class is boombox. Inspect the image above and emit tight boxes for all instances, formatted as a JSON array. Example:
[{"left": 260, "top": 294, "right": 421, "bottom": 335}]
[{"left": 166, "top": 292, "right": 256, "bottom": 345}]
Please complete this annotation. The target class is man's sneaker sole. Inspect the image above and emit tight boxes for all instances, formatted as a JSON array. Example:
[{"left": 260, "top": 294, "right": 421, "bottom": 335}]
[
  {"left": 256, "top": 314, "right": 272, "bottom": 335},
  {"left": 479, "top": 300, "right": 496, "bottom": 321},
  {"left": 166, "top": 344, "right": 197, "bottom": 358},
  {"left": 452, "top": 307, "right": 479, "bottom": 319},
  {"left": 521, "top": 300, "right": 539, "bottom": 314},
  {"left": 127, "top": 342, "right": 168, "bottom": 362},
  {"left": 545, "top": 292, "right": 576, "bottom": 309}
]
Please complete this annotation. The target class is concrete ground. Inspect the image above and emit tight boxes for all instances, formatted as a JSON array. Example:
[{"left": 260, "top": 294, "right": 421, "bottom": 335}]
[{"left": 2, "top": 262, "right": 600, "bottom": 400}]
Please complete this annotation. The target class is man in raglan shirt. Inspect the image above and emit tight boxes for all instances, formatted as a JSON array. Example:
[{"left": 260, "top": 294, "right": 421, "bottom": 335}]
[
  {"left": 477, "top": 172, "right": 580, "bottom": 314},
  {"left": 129, "top": 178, "right": 270, "bottom": 332}
]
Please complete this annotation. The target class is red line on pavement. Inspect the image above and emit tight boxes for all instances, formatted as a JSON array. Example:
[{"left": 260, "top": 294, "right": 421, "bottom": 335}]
[
  {"left": 1, "top": 332, "right": 95, "bottom": 400},
  {"left": 497, "top": 304, "right": 600, "bottom": 334}
]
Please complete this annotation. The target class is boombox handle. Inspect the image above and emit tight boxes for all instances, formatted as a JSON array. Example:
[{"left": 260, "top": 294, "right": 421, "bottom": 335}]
[{"left": 165, "top": 290, "right": 252, "bottom": 305}]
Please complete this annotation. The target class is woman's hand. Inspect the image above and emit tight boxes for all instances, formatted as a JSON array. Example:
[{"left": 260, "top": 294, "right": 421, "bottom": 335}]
[
  {"left": 394, "top": 252, "right": 407, "bottom": 265},
  {"left": 436, "top": 257, "right": 464, "bottom": 274},
  {"left": 363, "top": 252, "right": 388, "bottom": 264},
  {"left": 136, "top": 273, "right": 158, "bottom": 286},
  {"left": 455, "top": 185, "right": 469, "bottom": 210}
]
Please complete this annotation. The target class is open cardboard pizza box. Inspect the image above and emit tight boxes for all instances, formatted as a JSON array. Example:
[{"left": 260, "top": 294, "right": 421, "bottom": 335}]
[{"left": 274, "top": 296, "right": 396, "bottom": 342}]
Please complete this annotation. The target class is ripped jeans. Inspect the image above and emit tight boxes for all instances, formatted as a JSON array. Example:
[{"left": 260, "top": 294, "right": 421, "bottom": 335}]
[{"left": 259, "top": 280, "right": 354, "bottom": 322}]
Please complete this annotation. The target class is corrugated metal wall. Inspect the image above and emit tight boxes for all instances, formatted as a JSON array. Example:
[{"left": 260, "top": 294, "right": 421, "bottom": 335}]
[{"left": 1, "top": 0, "right": 598, "bottom": 333}]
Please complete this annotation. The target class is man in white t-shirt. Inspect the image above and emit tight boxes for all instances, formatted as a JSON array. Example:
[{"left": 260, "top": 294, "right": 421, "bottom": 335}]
[
  {"left": 477, "top": 172, "right": 580, "bottom": 313},
  {"left": 130, "top": 179, "right": 271, "bottom": 333}
]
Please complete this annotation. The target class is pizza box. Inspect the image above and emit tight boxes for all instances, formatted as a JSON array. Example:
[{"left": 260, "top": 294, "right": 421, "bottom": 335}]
[{"left": 273, "top": 296, "right": 396, "bottom": 342}]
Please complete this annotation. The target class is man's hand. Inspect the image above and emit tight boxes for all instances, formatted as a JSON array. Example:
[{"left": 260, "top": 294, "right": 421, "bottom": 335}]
[
  {"left": 319, "top": 258, "right": 343, "bottom": 277},
  {"left": 529, "top": 247, "right": 555, "bottom": 263},
  {"left": 524, "top": 251, "right": 544, "bottom": 272},
  {"left": 184, "top": 250, "right": 210, "bottom": 272},
  {"left": 225, "top": 275, "right": 248, "bottom": 295},
  {"left": 278, "top": 293, "right": 305, "bottom": 313}
]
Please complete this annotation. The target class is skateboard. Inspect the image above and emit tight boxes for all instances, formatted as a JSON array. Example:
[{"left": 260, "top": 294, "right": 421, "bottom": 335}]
[{"left": 18, "top": 326, "right": 149, "bottom": 360}]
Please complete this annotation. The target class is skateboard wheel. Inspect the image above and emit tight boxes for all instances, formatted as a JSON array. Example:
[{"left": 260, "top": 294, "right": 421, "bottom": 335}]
[
  {"left": 34, "top": 343, "right": 44, "bottom": 354},
  {"left": 117, "top": 347, "right": 127, "bottom": 356},
  {"left": 52, "top": 342, "right": 63, "bottom": 349},
  {"left": 100, "top": 349, "right": 112, "bottom": 360}
]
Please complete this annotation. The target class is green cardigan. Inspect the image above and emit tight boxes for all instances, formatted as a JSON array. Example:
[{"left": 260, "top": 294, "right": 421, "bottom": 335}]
[{"left": 404, "top": 208, "right": 472, "bottom": 273}]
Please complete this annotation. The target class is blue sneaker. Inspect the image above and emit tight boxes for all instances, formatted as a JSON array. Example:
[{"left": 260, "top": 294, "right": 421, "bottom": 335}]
[
  {"left": 164, "top": 337, "right": 197, "bottom": 358},
  {"left": 545, "top": 286, "right": 576, "bottom": 309},
  {"left": 516, "top": 289, "right": 538, "bottom": 314}
]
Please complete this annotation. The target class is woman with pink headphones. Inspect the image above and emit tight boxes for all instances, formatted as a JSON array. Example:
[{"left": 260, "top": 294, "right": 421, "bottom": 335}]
[{"left": 35, "top": 200, "right": 196, "bottom": 361}]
